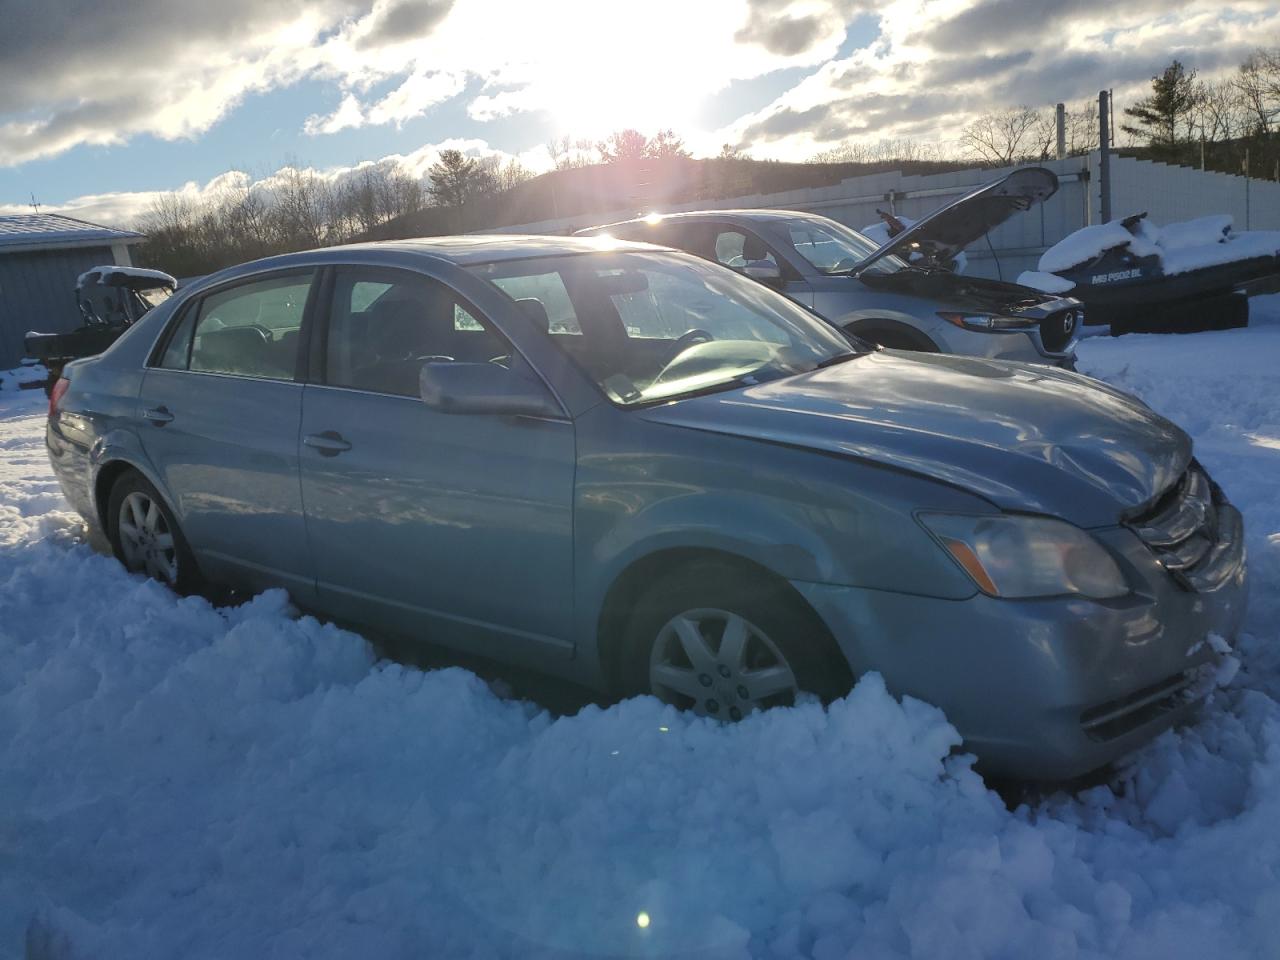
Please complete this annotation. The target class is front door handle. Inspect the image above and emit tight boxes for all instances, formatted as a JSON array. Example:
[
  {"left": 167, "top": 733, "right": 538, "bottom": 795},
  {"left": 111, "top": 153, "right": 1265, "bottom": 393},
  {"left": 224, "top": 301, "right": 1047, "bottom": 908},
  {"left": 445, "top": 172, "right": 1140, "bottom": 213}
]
[
  {"left": 303, "top": 431, "right": 352, "bottom": 456},
  {"left": 143, "top": 406, "right": 174, "bottom": 424}
]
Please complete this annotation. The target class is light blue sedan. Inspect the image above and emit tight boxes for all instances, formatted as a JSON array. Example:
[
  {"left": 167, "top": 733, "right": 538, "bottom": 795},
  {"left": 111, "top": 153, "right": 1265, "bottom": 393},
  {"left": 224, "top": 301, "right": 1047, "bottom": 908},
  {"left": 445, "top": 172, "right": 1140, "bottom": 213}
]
[{"left": 45, "top": 235, "right": 1246, "bottom": 779}]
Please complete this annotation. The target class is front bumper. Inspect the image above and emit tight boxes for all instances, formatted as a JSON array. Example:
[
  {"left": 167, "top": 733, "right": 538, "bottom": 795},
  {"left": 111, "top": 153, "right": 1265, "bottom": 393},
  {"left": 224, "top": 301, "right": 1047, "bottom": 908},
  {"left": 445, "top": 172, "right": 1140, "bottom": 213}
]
[
  {"left": 793, "top": 515, "right": 1247, "bottom": 780},
  {"left": 941, "top": 323, "right": 1078, "bottom": 369}
]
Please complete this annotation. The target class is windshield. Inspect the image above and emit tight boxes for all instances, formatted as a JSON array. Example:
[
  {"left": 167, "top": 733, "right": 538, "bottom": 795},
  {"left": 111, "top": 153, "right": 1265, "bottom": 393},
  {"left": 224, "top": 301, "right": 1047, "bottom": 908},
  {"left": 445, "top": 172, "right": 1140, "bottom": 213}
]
[
  {"left": 469, "top": 252, "right": 858, "bottom": 407},
  {"left": 777, "top": 218, "right": 909, "bottom": 276}
]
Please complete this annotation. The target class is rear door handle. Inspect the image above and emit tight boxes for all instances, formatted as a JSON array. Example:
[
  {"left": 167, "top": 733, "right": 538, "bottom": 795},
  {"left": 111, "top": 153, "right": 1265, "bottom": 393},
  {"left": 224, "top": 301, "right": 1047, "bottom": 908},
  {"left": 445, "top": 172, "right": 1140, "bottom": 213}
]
[
  {"left": 143, "top": 406, "right": 174, "bottom": 424},
  {"left": 303, "top": 431, "right": 352, "bottom": 456}
]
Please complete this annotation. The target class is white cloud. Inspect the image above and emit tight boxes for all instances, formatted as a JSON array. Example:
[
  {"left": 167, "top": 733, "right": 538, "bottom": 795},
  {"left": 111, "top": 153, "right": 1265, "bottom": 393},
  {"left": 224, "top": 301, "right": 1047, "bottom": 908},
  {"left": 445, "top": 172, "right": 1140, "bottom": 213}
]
[
  {"left": 715, "top": 0, "right": 1280, "bottom": 159},
  {"left": 0, "top": 138, "right": 541, "bottom": 228}
]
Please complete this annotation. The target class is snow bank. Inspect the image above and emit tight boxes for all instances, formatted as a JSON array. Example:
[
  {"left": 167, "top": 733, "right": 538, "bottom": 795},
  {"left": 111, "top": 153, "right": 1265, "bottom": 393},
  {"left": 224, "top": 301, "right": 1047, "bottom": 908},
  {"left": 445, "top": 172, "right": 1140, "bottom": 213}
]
[
  {"left": 0, "top": 362, "right": 48, "bottom": 390},
  {"left": 1039, "top": 214, "right": 1280, "bottom": 278},
  {"left": 1039, "top": 222, "right": 1136, "bottom": 273},
  {"left": 1016, "top": 270, "right": 1076, "bottom": 294},
  {"left": 2, "top": 300, "right": 1279, "bottom": 958}
]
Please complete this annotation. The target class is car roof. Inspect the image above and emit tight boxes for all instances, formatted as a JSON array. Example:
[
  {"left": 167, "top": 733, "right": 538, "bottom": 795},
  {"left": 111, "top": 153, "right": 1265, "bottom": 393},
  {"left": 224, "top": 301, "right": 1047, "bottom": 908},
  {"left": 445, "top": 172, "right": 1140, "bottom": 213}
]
[
  {"left": 577, "top": 209, "right": 824, "bottom": 235},
  {"left": 193, "top": 234, "right": 675, "bottom": 289}
]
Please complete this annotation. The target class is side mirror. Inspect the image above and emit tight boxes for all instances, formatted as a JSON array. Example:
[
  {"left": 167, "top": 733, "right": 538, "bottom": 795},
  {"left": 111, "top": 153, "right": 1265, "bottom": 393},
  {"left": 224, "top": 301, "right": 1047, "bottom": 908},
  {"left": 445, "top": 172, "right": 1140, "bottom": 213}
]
[
  {"left": 743, "top": 260, "right": 782, "bottom": 283},
  {"left": 419, "top": 361, "right": 562, "bottom": 418}
]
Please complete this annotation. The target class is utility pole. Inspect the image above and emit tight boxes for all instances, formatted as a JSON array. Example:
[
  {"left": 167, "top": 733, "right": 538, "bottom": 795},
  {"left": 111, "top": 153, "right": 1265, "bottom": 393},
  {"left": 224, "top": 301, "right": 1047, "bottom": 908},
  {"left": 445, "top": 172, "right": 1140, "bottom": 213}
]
[
  {"left": 1055, "top": 103, "right": 1066, "bottom": 160},
  {"left": 1098, "top": 90, "right": 1112, "bottom": 223},
  {"left": 29, "top": 193, "right": 42, "bottom": 214}
]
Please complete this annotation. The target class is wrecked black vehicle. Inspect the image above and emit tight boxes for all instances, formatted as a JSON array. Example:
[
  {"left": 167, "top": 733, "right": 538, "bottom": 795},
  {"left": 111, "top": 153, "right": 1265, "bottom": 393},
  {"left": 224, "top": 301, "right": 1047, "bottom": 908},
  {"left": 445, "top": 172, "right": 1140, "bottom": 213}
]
[{"left": 24, "top": 266, "right": 177, "bottom": 392}]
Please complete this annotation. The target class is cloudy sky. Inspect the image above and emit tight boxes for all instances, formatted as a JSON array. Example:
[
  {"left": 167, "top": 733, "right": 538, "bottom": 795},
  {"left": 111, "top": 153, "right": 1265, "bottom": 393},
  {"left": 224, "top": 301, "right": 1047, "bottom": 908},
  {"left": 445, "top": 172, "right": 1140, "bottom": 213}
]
[{"left": 0, "top": 0, "right": 1275, "bottom": 226}]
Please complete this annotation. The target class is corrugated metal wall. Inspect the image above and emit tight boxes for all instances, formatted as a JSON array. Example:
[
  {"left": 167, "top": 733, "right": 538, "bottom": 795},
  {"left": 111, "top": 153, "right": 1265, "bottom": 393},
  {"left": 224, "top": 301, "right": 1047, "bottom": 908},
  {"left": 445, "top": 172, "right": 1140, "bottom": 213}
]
[
  {"left": 1101, "top": 154, "right": 1280, "bottom": 231},
  {"left": 0, "top": 246, "right": 114, "bottom": 369},
  {"left": 489, "top": 152, "right": 1279, "bottom": 284}
]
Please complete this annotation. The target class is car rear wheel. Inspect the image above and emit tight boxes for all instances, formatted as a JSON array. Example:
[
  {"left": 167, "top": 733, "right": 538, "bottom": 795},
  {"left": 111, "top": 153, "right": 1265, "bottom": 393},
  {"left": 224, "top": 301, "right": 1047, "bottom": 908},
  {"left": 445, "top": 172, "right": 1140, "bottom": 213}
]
[
  {"left": 619, "top": 562, "right": 852, "bottom": 718},
  {"left": 107, "top": 472, "right": 202, "bottom": 593}
]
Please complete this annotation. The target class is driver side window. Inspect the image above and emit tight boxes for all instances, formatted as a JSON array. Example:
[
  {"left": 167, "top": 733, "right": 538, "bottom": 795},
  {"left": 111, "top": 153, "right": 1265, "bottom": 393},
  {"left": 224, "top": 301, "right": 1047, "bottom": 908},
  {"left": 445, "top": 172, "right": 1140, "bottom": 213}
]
[{"left": 324, "top": 269, "right": 506, "bottom": 398}]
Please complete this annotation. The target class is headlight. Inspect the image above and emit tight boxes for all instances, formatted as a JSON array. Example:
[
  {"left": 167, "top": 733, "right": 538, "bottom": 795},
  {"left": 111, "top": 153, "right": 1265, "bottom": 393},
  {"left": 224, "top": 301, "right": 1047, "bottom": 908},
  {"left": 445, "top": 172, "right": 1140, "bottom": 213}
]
[
  {"left": 938, "top": 311, "right": 1038, "bottom": 331},
  {"left": 919, "top": 513, "right": 1128, "bottom": 600}
]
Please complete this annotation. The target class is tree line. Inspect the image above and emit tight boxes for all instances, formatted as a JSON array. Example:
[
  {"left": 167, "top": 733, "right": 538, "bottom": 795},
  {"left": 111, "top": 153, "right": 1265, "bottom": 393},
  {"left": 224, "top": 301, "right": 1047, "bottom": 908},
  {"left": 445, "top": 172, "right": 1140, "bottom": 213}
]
[
  {"left": 949, "top": 48, "right": 1280, "bottom": 171},
  {"left": 135, "top": 153, "right": 536, "bottom": 277}
]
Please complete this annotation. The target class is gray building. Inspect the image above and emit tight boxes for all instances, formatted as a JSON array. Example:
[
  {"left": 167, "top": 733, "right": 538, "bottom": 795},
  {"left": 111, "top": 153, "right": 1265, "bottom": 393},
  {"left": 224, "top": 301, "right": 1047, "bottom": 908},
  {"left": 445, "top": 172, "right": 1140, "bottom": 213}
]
[{"left": 0, "top": 213, "right": 144, "bottom": 369}]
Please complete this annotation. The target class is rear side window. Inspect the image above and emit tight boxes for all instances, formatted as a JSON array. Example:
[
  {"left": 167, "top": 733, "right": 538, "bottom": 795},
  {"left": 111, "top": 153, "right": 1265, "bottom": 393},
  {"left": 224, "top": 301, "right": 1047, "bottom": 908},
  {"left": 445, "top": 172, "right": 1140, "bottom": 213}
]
[
  {"left": 157, "top": 305, "right": 198, "bottom": 370},
  {"left": 712, "top": 229, "right": 779, "bottom": 271},
  {"left": 172, "top": 273, "right": 313, "bottom": 379},
  {"left": 486, "top": 271, "right": 581, "bottom": 335}
]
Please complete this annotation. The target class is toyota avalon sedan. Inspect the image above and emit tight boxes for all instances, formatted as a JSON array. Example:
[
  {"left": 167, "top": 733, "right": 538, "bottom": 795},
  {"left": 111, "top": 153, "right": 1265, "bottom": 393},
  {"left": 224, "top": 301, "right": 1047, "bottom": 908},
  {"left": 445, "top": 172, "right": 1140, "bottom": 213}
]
[{"left": 45, "top": 235, "right": 1246, "bottom": 780}]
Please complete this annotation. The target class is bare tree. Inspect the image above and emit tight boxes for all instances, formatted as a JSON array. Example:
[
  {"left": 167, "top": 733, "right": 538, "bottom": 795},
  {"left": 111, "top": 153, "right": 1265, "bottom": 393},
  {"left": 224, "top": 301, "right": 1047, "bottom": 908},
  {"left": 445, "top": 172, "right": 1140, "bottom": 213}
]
[
  {"left": 647, "top": 129, "right": 691, "bottom": 159},
  {"left": 1235, "top": 48, "right": 1280, "bottom": 136},
  {"left": 961, "top": 107, "right": 1050, "bottom": 166},
  {"left": 597, "top": 129, "right": 650, "bottom": 162}
]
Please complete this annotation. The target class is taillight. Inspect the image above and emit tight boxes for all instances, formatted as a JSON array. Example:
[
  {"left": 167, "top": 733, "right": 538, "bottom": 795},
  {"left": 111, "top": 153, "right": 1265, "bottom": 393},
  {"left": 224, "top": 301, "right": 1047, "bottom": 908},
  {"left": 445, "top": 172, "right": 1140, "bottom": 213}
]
[{"left": 48, "top": 378, "right": 70, "bottom": 418}]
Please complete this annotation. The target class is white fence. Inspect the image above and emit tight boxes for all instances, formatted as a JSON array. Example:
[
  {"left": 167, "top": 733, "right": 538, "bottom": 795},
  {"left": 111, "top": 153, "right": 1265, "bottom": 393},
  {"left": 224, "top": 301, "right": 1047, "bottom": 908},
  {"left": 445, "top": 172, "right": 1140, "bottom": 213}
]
[{"left": 489, "top": 152, "right": 1280, "bottom": 283}]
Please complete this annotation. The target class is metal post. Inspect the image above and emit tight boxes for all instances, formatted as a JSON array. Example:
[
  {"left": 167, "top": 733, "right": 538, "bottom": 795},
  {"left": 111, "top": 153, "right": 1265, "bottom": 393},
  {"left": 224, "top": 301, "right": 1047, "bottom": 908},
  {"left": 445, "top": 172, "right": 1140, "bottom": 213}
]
[
  {"left": 1243, "top": 148, "right": 1250, "bottom": 230},
  {"left": 1098, "top": 90, "right": 1112, "bottom": 223},
  {"left": 1055, "top": 103, "right": 1066, "bottom": 160}
]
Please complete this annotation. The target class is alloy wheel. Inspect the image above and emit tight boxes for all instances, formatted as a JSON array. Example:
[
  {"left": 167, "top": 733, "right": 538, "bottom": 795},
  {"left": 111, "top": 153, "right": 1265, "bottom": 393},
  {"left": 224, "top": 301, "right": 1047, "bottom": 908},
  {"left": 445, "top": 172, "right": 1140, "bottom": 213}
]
[
  {"left": 648, "top": 608, "right": 799, "bottom": 719},
  {"left": 117, "top": 491, "right": 179, "bottom": 584}
]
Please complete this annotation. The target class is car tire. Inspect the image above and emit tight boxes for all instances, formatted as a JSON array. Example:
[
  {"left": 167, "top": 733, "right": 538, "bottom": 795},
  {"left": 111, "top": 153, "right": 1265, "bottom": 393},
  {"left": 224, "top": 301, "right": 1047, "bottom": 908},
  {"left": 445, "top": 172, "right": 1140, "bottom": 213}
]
[
  {"left": 106, "top": 471, "right": 203, "bottom": 594},
  {"left": 618, "top": 561, "right": 853, "bottom": 719}
]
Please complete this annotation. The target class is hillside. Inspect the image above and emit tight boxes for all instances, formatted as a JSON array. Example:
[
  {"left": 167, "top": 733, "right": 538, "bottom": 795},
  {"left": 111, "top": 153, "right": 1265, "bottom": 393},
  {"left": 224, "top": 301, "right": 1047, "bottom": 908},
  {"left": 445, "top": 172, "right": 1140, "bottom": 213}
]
[{"left": 367, "top": 155, "right": 973, "bottom": 240}]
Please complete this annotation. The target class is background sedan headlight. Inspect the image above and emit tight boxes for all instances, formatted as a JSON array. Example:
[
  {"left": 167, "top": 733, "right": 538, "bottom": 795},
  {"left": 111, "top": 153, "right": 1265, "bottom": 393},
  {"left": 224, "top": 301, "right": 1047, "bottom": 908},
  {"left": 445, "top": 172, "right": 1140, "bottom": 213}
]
[
  {"left": 938, "top": 311, "right": 1038, "bottom": 331},
  {"left": 919, "top": 513, "right": 1128, "bottom": 599}
]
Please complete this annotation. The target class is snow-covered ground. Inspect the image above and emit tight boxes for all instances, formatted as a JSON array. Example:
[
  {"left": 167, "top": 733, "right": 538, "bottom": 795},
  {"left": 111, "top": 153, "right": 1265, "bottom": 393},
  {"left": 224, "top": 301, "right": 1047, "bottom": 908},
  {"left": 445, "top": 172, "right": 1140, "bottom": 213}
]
[{"left": 2, "top": 301, "right": 1278, "bottom": 959}]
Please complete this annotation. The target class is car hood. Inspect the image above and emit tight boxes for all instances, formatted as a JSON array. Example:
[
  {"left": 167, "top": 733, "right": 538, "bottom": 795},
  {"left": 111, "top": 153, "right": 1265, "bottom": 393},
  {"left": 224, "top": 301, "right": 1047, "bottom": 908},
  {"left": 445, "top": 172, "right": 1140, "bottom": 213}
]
[
  {"left": 856, "top": 266, "right": 1074, "bottom": 316},
  {"left": 856, "top": 167, "right": 1059, "bottom": 274},
  {"left": 640, "top": 350, "right": 1190, "bottom": 527}
]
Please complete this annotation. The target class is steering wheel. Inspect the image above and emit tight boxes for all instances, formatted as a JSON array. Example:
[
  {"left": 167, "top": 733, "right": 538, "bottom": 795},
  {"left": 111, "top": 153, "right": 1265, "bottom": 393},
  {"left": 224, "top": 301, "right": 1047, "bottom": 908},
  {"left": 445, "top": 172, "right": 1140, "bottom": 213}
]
[{"left": 666, "top": 328, "right": 713, "bottom": 360}]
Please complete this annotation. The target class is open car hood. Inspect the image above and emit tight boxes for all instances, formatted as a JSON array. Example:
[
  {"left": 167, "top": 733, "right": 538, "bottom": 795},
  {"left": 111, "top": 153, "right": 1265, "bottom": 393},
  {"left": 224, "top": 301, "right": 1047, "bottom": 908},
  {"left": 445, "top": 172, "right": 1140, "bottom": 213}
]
[{"left": 855, "top": 167, "right": 1059, "bottom": 274}]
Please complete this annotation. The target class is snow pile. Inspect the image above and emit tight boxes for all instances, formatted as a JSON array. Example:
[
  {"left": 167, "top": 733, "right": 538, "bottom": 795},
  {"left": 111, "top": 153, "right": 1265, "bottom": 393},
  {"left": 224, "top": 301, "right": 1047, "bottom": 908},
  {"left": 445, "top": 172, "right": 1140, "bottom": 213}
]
[
  {"left": 1015, "top": 270, "right": 1076, "bottom": 294},
  {"left": 1039, "top": 214, "right": 1280, "bottom": 279},
  {"left": 1, "top": 299, "right": 1279, "bottom": 957},
  {"left": 1038, "top": 222, "right": 1138, "bottom": 273},
  {"left": 0, "top": 362, "right": 49, "bottom": 391}
]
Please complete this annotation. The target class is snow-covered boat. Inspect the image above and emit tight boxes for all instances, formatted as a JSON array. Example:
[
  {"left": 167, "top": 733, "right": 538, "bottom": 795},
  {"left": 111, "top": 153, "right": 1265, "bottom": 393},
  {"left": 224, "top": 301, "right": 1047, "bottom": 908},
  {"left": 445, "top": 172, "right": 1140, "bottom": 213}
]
[{"left": 1019, "top": 213, "right": 1280, "bottom": 334}]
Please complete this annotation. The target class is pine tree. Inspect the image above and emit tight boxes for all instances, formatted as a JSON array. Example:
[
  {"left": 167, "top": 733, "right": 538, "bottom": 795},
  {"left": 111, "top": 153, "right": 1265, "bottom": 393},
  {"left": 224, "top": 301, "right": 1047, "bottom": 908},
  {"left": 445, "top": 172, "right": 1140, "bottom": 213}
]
[
  {"left": 427, "top": 150, "right": 478, "bottom": 207},
  {"left": 1122, "top": 60, "right": 1202, "bottom": 148}
]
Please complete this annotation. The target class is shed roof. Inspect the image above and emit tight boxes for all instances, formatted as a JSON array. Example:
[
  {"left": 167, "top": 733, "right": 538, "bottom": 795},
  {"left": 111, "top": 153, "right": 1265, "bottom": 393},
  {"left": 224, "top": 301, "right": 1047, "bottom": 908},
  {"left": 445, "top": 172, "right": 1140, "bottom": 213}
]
[{"left": 0, "top": 213, "right": 144, "bottom": 254}]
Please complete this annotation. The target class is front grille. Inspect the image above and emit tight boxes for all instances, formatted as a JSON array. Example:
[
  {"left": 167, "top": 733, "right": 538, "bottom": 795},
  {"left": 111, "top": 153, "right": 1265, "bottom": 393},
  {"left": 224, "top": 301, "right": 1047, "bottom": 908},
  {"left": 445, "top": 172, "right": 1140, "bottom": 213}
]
[
  {"left": 1038, "top": 308, "right": 1079, "bottom": 353},
  {"left": 1080, "top": 671, "right": 1195, "bottom": 741},
  {"left": 1127, "top": 462, "right": 1241, "bottom": 592}
]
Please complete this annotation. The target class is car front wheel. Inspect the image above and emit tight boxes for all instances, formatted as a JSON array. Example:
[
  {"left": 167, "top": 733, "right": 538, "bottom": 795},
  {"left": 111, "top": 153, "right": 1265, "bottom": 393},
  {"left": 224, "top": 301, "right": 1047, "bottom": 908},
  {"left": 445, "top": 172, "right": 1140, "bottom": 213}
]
[{"left": 620, "top": 562, "right": 852, "bottom": 718}]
